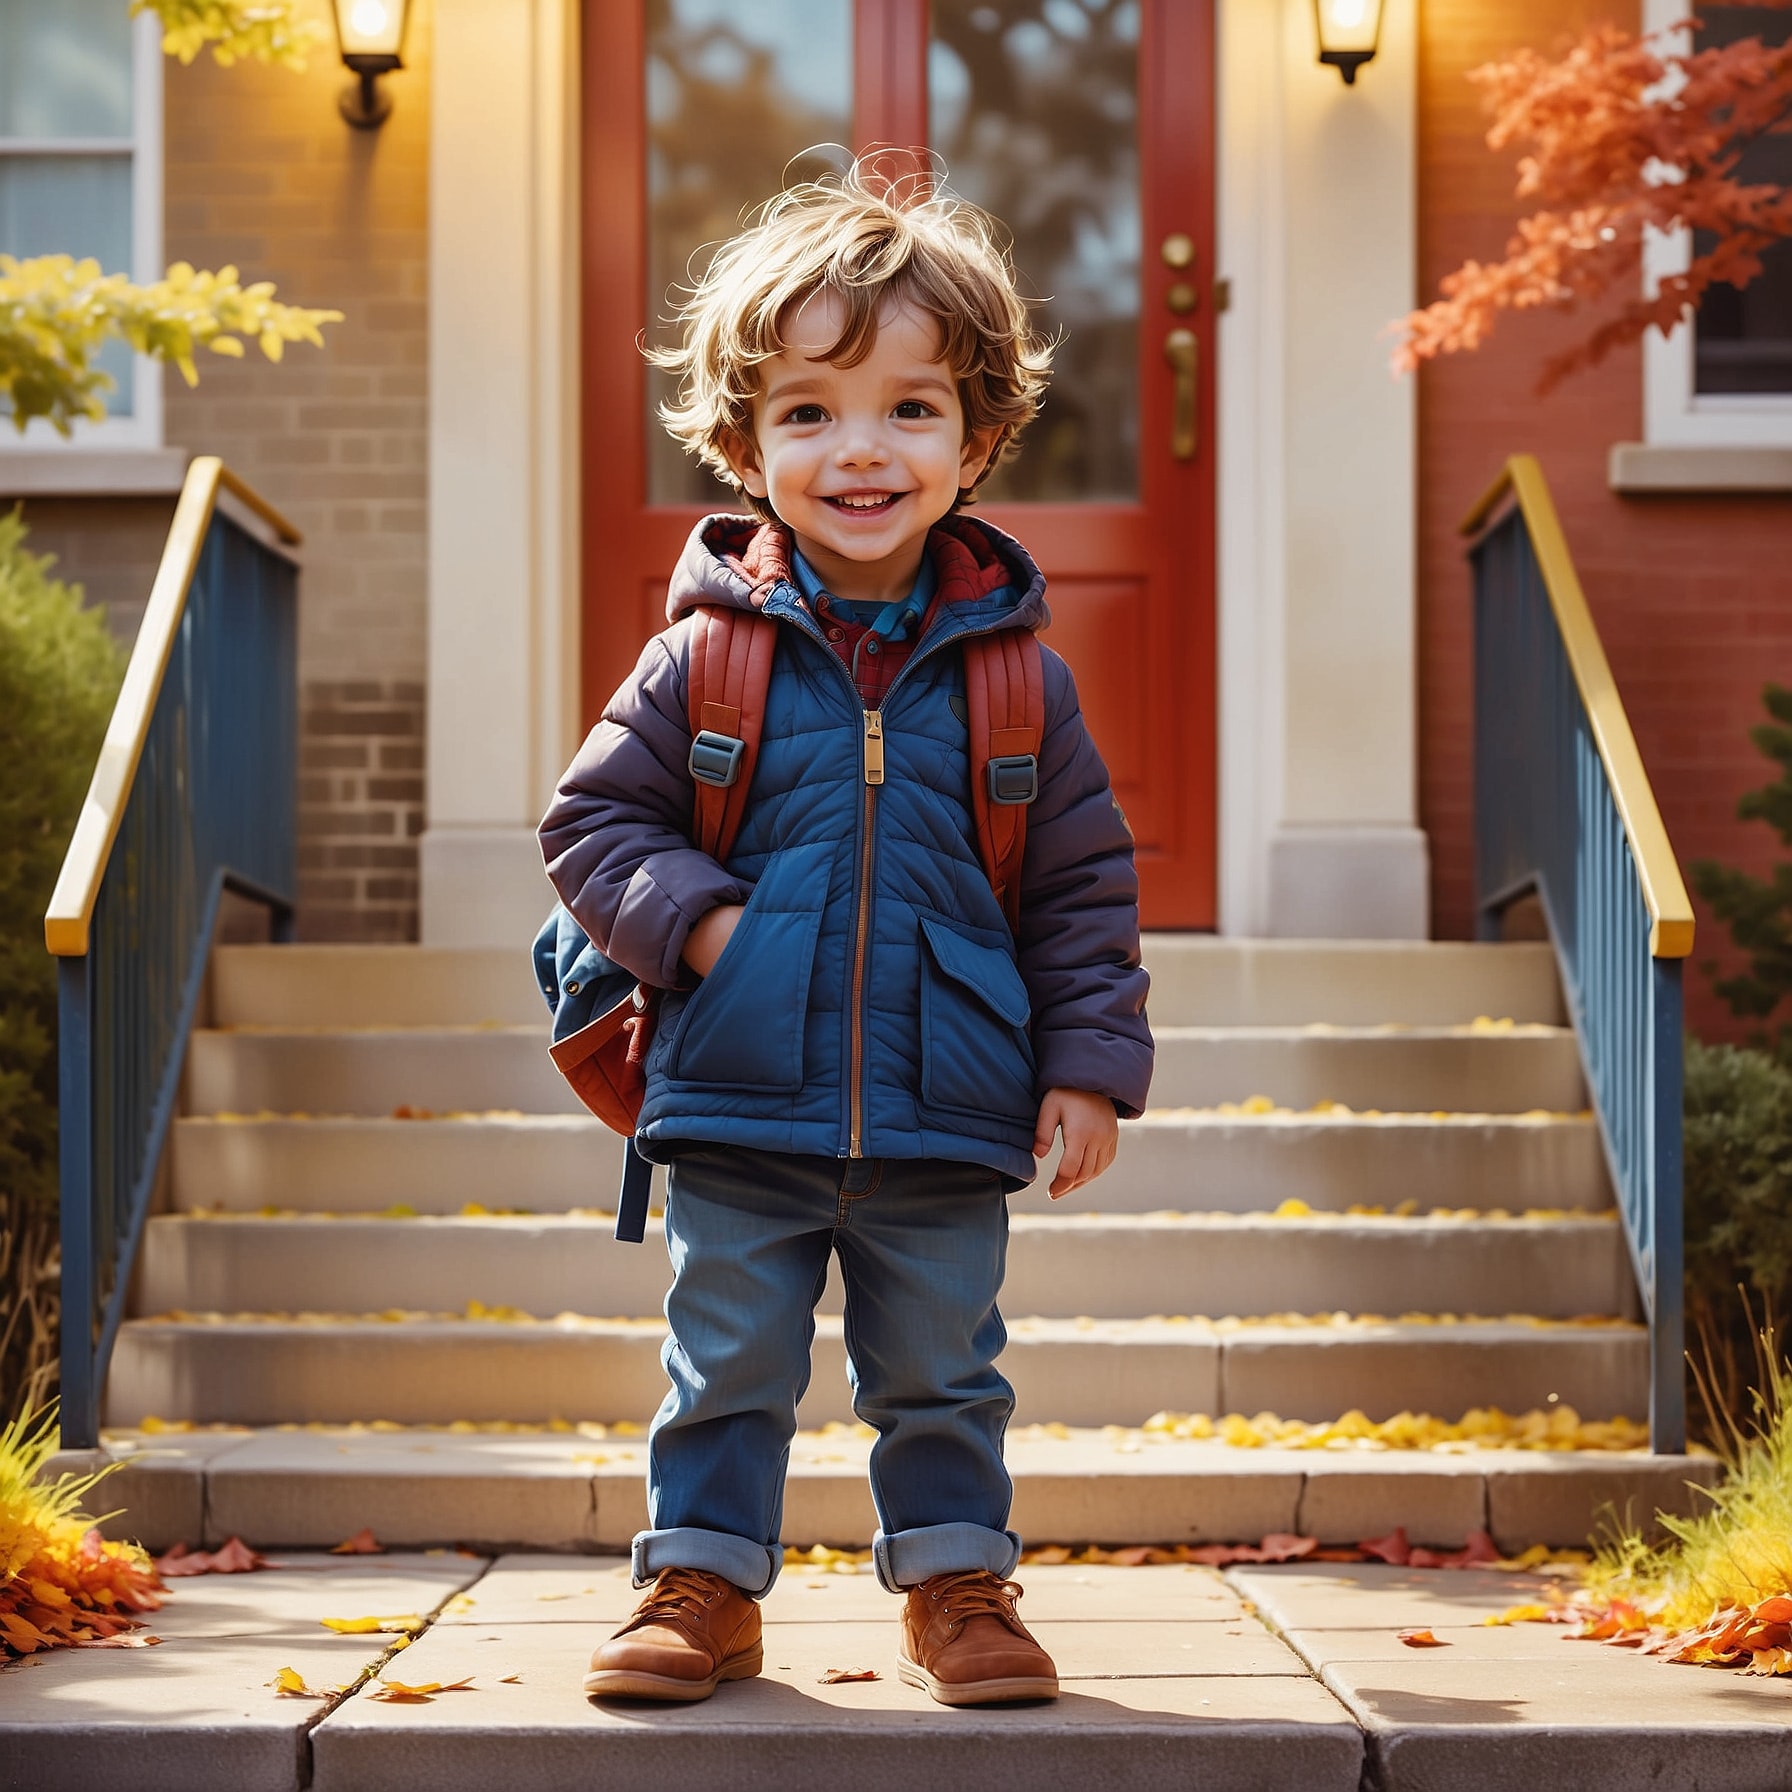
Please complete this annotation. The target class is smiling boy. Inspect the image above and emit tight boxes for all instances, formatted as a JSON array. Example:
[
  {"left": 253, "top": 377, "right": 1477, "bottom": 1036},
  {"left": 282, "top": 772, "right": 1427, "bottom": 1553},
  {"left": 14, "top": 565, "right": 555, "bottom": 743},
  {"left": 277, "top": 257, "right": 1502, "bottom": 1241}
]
[{"left": 540, "top": 163, "right": 1152, "bottom": 1707}]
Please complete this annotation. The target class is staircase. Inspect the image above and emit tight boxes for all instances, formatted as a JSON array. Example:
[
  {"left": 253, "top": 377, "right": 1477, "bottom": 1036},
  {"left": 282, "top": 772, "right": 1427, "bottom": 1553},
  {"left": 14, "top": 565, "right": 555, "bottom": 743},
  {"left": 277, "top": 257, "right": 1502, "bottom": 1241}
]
[{"left": 97, "top": 934, "right": 1711, "bottom": 1552}]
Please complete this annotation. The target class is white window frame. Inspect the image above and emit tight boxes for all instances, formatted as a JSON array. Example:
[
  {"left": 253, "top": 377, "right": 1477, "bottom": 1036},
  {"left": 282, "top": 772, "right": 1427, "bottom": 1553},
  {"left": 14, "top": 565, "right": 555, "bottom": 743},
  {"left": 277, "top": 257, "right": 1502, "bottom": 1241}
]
[
  {"left": 1642, "top": 0, "right": 1792, "bottom": 448},
  {"left": 0, "top": 12, "right": 164, "bottom": 452}
]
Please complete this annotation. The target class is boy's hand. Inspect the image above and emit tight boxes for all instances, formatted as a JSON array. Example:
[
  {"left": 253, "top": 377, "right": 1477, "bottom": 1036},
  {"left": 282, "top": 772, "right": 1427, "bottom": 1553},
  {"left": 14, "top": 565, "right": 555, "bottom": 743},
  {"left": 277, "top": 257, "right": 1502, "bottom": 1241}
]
[
  {"left": 682, "top": 904, "right": 745, "bottom": 978},
  {"left": 1034, "top": 1088, "right": 1119, "bottom": 1199}
]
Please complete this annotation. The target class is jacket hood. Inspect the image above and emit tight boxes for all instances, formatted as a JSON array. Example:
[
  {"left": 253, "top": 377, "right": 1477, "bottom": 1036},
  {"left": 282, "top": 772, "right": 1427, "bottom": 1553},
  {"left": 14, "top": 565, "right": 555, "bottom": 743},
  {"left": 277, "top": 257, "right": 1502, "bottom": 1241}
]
[{"left": 666, "top": 512, "right": 1050, "bottom": 636}]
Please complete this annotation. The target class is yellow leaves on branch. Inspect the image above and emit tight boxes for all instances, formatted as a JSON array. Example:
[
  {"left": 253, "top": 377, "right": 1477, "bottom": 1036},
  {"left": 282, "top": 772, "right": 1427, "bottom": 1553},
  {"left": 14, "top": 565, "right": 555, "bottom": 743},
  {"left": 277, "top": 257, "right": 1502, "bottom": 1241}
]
[
  {"left": 132, "top": 0, "right": 328, "bottom": 69},
  {"left": 0, "top": 255, "right": 341, "bottom": 436},
  {"left": 1395, "top": 14, "right": 1792, "bottom": 388}
]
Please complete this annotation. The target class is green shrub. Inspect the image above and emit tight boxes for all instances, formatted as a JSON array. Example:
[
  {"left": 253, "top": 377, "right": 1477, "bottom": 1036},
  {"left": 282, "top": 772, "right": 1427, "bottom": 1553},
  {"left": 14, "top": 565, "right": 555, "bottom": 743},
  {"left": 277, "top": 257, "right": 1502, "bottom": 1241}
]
[
  {"left": 0, "top": 508, "right": 123, "bottom": 1413},
  {"left": 1683, "top": 1036, "right": 1792, "bottom": 1434},
  {"left": 1689, "top": 682, "right": 1792, "bottom": 1062}
]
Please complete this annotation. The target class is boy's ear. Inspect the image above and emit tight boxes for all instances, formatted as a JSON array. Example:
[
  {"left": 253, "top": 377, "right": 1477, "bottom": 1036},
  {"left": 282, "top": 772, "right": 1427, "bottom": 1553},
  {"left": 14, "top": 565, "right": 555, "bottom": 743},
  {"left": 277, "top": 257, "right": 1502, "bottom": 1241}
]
[
  {"left": 959, "top": 424, "right": 1006, "bottom": 493},
  {"left": 720, "top": 427, "right": 769, "bottom": 499}
]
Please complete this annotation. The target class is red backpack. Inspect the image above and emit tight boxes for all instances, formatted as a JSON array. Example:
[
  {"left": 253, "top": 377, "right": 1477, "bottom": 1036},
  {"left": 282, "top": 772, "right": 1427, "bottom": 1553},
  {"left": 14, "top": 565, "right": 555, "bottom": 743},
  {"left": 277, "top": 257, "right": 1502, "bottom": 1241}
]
[{"left": 550, "top": 605, "right": 1044, "bottom": 1236}]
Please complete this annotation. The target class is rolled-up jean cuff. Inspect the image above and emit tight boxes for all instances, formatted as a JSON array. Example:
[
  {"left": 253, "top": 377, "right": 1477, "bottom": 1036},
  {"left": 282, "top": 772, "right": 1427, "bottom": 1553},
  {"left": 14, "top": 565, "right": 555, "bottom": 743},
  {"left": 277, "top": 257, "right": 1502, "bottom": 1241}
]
[
  {"left": 873, "top": 1523, "right": 1022, "bottom": 1594},
  {"left": 631, "top": 1527, "right": 782, "bottom": 1599}
]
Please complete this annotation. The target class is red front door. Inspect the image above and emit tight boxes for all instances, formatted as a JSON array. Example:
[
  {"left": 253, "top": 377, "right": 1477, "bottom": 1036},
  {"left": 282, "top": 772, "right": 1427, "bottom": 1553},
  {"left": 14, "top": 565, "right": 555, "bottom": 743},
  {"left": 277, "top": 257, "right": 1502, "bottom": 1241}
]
[{"left": 583, "top": 0, "right": 1215, "bottom": 926}]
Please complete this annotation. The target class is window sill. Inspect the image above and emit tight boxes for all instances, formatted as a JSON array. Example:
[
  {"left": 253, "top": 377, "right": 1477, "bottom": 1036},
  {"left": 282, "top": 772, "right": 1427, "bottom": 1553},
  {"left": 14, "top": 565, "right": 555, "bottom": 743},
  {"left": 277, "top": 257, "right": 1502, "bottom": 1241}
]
[
  {"left": 1609, "top": 442, "right": 1792, "bottom": 494},
  {"left": 0, "top": 446, "right": 188, "bottom": 499}
]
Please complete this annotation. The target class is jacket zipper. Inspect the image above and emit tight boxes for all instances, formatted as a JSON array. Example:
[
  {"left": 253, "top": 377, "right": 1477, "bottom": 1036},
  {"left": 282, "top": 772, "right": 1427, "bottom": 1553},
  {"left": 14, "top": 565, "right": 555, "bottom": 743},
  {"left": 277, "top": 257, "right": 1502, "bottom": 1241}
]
[
  {"left": 758, "top": 590, "right": 1020, "bottom": 1162},
  {"left": 849, "top": 709, "right": 884, "bottom": 1157}
]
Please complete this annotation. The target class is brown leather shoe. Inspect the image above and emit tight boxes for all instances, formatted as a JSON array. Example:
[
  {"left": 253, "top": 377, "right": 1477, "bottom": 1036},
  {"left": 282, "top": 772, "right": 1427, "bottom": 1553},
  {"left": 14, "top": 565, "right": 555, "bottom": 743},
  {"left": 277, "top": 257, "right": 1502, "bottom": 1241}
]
[
  {"left": 583, "top": 1566, "right": 763, "bottom": 1701},
  {"left": 897, "top": 1570, "right": 1059, "bottom": 1706}
]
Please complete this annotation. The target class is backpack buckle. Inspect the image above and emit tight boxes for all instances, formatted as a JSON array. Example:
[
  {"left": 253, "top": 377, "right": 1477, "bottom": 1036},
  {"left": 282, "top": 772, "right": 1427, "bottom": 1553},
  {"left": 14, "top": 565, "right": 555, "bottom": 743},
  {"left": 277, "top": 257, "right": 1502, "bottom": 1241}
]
[
  {"left": 689, "top": 730, "right": 746, "bottom": 788},
  {"left": 987, "top": 754, "right": 1038, "bottom": 806}
]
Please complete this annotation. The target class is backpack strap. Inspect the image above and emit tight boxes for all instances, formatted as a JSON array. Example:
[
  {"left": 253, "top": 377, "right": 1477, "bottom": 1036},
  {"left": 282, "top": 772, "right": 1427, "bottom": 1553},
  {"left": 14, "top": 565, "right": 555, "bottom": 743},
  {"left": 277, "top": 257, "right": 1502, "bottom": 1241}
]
[
  {"left": 965, "top": 629, "right": 1045, "bottom": 932},
  {"left": 686, "top": 604, "right": 778, "bottom": 863}
]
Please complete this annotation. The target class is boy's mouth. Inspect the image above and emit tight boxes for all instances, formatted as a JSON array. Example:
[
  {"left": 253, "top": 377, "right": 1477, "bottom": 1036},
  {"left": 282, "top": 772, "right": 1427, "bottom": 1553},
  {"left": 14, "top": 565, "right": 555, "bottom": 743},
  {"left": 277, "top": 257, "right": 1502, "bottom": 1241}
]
[{"left": 823, "top": 492, "right": 903, "bottom": 516}]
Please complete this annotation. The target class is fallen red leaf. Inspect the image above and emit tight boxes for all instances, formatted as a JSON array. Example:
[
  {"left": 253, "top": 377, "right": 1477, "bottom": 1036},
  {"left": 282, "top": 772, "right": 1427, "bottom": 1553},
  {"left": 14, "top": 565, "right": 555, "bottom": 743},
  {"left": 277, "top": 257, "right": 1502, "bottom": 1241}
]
[
  {"left": 1410, "top": 1530, "right": 1501, "bottom": 1570},
  {"left": 156, "top": 1537, "right": 269, "bottom": 1577},
  {"left": 1397, "top": 1628, "right": 1449, "bottom": 1647},
  {"left": 329, "top": 1528, "right": 383, "bottom": 1556},
  {"left": 1360, "top": 1527, "right": 1411, "bottom": 1566}
]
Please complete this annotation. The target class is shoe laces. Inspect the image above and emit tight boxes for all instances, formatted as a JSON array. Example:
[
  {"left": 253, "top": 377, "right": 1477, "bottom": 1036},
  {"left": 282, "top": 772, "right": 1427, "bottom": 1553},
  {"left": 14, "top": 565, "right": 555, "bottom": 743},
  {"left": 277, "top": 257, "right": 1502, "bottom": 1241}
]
[
  {"left": 626, "top": 1566, "right": 725, "bottom": 1630},
  {"left": 925, "top": 1570, "right": 1026, "bottom": 1633}
]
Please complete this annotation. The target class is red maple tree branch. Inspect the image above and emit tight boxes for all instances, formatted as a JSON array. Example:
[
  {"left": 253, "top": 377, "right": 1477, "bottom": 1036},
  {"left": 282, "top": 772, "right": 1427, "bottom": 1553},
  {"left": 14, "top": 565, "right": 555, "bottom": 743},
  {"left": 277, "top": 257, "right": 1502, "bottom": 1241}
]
[{"left": 1397, "top": 5, "right": 1792, "bottom": 390}]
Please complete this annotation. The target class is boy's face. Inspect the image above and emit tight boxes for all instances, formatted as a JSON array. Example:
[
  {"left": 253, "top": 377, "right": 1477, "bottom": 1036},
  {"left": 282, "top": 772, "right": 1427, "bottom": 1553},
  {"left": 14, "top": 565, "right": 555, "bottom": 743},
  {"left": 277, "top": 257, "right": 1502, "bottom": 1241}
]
[{"left": 726, "top": 290, "right": 1001, "bottom": 599}]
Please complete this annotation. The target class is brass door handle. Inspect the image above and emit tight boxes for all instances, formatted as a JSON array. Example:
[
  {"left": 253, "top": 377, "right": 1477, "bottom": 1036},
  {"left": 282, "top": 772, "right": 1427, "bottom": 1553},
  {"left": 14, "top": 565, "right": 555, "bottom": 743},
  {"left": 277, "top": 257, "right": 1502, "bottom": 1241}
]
[{"left": 1165, "top": 328, "right": 1198, "bottom": 461}]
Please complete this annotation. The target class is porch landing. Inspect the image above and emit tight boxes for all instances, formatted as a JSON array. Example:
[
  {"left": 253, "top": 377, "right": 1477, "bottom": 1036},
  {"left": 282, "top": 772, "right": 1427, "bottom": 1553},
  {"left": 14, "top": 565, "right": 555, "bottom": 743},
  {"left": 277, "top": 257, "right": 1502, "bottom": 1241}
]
[{"left": 6, "top": 1553, "right": 1788, "bottom": 1792}]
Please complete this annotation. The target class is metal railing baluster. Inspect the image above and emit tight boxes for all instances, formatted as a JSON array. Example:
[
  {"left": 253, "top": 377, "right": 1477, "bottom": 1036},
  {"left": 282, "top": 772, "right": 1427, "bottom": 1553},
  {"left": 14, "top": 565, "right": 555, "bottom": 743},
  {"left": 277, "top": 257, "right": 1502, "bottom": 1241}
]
[
  {"left": 1464, "top": 456, "right": 1692, "bottom": 1453},
  {"left": 44, "top": 460, "right": 300, "bottom": 1448}
]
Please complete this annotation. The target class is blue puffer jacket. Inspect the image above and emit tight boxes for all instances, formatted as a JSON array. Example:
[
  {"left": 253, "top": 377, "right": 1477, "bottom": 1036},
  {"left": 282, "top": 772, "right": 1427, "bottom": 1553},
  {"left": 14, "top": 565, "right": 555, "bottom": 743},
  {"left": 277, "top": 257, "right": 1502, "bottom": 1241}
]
[{"left": 538, "top": 514, "right": 1152, "bottom": 1189}]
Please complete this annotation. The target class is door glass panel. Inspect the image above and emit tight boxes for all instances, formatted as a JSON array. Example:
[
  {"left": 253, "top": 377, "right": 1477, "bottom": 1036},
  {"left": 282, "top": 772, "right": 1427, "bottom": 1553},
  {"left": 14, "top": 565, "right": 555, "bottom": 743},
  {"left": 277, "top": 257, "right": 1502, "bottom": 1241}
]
[
  {"left": 645, "top": 0, "right": 853, "bottom": 505},
  {"left": 929, "top": 0, "right": 1141, "bottom": 501}
]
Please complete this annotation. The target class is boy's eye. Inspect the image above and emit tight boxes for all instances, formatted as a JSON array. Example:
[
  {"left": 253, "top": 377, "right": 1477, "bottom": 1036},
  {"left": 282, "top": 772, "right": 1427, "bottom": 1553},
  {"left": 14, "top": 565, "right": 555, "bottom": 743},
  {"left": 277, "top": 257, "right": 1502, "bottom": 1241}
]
[
  {"left": 780, "top": 403, "right": 828, "bottom": 425},
  {"left": 893, "top": 400, "right": 937, "bottom": 420}
]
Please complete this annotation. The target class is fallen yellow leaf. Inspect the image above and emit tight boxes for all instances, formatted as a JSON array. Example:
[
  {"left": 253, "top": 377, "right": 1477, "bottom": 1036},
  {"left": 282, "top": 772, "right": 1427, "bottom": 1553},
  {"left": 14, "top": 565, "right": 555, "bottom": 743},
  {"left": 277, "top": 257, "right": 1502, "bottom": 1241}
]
[
  {"left": 319, "top": 1613, "right": 423, "bottom": 1635},
  {"left": 272, "top": 1666, "right": 329, "bottom": 1698},
  {"left": 371, "top": 1675, "right": 477, "bottom": 1702}
]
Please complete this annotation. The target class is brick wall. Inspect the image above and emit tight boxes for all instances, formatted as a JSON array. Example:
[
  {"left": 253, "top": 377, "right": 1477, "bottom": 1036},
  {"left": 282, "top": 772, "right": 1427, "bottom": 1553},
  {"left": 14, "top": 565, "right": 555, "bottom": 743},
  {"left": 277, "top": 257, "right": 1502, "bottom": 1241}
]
[
  {"left": 299, "top": 679, "right": 425, "bottom": 940},
  {"left": 2, "top": 497, "right": 176, "bottom": 645},
  {"left": 163, "top": 0, "right": 432, "bottom": 942},
  {"left": 1418, "top": 0, "right": 1792, "bottom": 1043}
]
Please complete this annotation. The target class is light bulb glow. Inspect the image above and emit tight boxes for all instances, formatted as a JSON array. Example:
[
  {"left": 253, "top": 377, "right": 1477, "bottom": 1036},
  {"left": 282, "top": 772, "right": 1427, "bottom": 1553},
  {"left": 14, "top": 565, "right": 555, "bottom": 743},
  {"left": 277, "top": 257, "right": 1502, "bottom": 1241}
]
[
  {"left": 1314, "top": 0, "right": 1382, "bottom": 59},
  {"left": 335, "top": 0, "right": 404, "bottom": 57}
]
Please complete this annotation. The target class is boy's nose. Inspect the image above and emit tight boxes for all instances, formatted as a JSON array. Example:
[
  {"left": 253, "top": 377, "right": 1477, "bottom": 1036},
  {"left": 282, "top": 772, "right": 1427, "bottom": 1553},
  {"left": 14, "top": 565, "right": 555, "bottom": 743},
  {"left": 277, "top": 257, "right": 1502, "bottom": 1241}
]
[{"left": 833, "top": 424, "right": 890, "bottom": 467}]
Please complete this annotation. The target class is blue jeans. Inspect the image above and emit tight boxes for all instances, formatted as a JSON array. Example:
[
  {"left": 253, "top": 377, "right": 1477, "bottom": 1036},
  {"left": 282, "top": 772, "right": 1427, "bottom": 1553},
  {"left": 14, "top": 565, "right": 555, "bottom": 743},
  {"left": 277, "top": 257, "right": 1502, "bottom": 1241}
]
[{"left": 632, "top": 1146, "right": 1021, "bottom": 1598}]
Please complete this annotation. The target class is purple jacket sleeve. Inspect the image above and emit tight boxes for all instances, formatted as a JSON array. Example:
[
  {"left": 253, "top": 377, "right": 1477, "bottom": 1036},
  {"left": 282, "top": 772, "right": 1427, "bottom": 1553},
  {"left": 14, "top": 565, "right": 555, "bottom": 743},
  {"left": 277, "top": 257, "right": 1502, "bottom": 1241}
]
[
  {"left": 1016, "top": 647, "right": 1154, "bottom": 1118},
  {"left": 537, "top": 625, "right": 746, "bottom": 989}
]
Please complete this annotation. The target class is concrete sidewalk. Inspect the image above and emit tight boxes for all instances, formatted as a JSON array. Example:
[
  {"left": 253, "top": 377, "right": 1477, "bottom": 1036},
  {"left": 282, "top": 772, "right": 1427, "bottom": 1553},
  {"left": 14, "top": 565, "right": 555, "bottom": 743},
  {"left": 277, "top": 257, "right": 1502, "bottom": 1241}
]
[{"left": 5, "top": 1554, "right": 1791, "bottom": 1791}]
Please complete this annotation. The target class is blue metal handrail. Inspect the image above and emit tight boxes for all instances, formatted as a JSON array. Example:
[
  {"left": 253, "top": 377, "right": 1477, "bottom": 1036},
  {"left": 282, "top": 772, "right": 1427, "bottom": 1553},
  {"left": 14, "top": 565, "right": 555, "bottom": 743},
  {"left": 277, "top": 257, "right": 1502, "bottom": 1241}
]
[
  {"left": 44, "top": 458, "right": 299, "bottom": 1449},
  {"left": 1464, "top": 455, "right": 1694, "bottom": 1454}
]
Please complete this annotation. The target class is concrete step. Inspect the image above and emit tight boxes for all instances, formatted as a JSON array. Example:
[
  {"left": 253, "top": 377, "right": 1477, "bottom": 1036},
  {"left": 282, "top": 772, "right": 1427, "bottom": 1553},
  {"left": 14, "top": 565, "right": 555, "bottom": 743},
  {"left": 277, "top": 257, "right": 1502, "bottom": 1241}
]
[
  {"left": 106, "top": 1313, "right": 1649, "bottom": 1430},
  {"left": 183, "top": 1023, "right": 1587, "bottom": 1124},
  {"left": 1140, "top": 937, "right": 1565, "bottom": 1027},
  {"left": 184, "top": 1025, "right": 583, "bottom": 1117},
  {"left": 1150, "top": 1026, "right": 1585, "bottom": 1113},
  {"left": 210, "top": 944, "right": 547, "bottom": 1029},
  {"left": 169, "top": 1108, "right": 1613, "bottom": 1216},
  {"left": 210, "top": 938, "right": 1566, "bottom": 1031},
  {"left": 1108, "top": 1111, "right": 1609, "bottom": 1213},
  {"left": 76, "top": 1429, "right": 1717, "bottom": 1557},
  {"left": 136, "top": 1211, "right": 1639, "bottom": 1324}
]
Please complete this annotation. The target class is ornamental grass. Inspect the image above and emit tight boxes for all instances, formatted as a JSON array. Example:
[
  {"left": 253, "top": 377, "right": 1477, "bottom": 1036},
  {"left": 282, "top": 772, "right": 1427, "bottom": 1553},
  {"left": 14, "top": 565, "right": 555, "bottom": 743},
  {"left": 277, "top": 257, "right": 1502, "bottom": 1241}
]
[{"left": 0, "top": 1405, "right": 164, "bottom": 1656}]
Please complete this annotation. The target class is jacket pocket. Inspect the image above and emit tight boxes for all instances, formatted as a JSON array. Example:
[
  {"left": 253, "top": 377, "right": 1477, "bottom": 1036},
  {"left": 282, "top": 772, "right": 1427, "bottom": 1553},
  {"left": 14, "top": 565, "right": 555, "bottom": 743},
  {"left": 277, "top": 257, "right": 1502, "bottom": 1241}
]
[
  {"left": 667, "top": 840, "right": 831, "bottom": 1092},
  {"left": 918, "top": 912, "right": 1036, "bottom": 1116}
]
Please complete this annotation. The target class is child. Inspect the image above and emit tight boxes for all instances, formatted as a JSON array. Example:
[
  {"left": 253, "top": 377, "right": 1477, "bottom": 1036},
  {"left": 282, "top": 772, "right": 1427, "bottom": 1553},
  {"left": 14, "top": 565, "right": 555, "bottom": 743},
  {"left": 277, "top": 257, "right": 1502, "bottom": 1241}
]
[{"left": 539, "top": 161, "right": 1152, "bottom": 1708}]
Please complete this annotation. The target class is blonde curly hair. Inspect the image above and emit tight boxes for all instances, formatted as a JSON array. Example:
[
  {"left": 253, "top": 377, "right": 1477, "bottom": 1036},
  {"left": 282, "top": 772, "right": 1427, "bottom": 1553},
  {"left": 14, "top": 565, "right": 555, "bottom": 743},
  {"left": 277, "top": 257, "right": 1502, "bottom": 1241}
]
[{"left": 650, "top": 157, "right": 1052, "bottom": 515}]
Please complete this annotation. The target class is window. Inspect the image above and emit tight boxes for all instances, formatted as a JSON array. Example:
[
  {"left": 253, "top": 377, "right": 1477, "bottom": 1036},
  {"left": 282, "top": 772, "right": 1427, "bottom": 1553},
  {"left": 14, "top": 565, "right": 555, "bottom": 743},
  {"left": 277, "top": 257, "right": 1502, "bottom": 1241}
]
[
  {"left": 1643, "top": 1, "right": 1792, "bottom": 446},
  {"left": 0, "top": 4, "right": 163, "bottom": 448}
]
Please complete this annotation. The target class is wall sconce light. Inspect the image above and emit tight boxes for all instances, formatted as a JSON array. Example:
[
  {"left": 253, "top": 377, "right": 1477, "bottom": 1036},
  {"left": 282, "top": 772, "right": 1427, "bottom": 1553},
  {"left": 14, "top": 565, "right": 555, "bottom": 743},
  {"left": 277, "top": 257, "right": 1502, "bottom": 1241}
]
[
  {"left": 333, "top": 0, "right": 412, "bottom": 128},
  {"left": 1313, "top": 0, "right": 1384, "bottom": 85}
]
